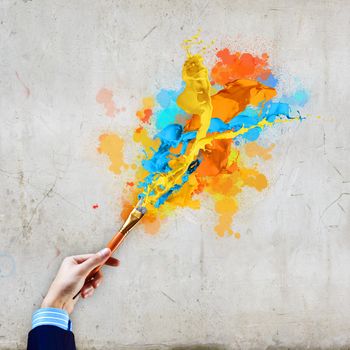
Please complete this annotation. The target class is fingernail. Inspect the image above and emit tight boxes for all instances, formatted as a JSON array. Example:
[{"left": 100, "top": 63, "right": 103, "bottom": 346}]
[
  {"left": 98, "top": 248, "right": 110, "bottom": 258},
  {"left": 84, "top": 286, "right": 94, "bottom": 294}
]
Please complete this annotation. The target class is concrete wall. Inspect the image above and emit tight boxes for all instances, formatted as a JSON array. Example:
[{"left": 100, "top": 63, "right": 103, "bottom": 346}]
[{"left": 1, "top": 0, "right": 350, "bottom": 349}]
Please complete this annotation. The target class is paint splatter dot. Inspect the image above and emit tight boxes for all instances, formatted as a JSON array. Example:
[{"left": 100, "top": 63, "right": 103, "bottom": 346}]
[{"left": 92, "top": 204, "right": 99, "bottom": 209}]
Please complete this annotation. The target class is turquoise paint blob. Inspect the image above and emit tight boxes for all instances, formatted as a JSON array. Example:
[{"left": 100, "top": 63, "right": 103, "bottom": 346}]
[
  {"left": 155, "top": 86, "right": 187, "bottom": 130},
  {"left": 281, "top": 89, "right": 309, "bottom": 107}
]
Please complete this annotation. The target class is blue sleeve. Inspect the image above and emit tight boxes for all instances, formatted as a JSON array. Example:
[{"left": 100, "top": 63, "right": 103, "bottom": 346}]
[
  {"left": 32, "top": 308, "right": 72, "bottom": 331},
  {"left": 27, "top": 325, "right": 76, "bottom": 350},
  {"left": 27, "top": 308, "right": 76, "bottom": 350}
]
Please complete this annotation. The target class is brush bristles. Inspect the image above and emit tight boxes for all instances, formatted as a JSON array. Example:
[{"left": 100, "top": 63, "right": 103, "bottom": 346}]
[
  {"left": 137, "top": 206, "right": 147, "bottom": 215},
  {"left": 135, "top": 198, "right": 146, "bottom": 215}
]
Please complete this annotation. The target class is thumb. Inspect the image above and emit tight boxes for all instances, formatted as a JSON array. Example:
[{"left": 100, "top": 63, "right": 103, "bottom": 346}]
[{"left": 79, "top": 248, "right": 111, "bottom": 275}]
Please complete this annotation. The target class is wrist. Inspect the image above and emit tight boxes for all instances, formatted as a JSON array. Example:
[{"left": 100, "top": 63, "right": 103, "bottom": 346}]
[{"left": 41, "top": 294, "right": 65, "bottom": 310}]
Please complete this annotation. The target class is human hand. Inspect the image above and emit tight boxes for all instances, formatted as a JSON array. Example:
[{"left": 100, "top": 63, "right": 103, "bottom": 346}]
[{"left": 41, "top": 248, "right": 119, "bottom": 314}]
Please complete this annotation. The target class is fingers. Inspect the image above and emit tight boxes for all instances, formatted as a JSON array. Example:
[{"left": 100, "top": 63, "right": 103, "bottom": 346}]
[
  {"left": 73, "top": 254, "right": 94, "bottom": 264},
  {"left": 69, "top": 249, "right": 119, "bottom": 302},
  {"left": 78, "top": 248, "right": 111, "bottom": 275},
  {"left": 80, "top": 271, "right": 103, "bottom": 298},
  {"left": 73, "top": 253, "right": 120, "bottom": 267},
  {"left": 90, "top": 270, "right": 103, "bottom": 288},
  {"left": 83, "top": 288, "right": 95, "bottom": 299},
  {"left": 80, "top": 282, "right": 95, "bottom": 299}
]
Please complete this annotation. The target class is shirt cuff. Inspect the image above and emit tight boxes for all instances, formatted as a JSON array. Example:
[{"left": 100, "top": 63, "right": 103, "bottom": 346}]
[{"left": 32, "top": 307, "right": 72, "bottom": 331}]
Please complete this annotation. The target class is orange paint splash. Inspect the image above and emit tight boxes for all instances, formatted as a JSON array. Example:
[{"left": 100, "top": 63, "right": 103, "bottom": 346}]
[
  {"left": 96, "top": 88, "right": 117, "bottom": 117},
  {"left": 211, "top": 49, "right": 271, "bottom": 86},
  {"left": 98, "top": 133, "right": 128, "bottom": 174},
  {"left": 184, "top": 79, "right": 276, "bottom": 128},
  {"left": 136, "top": 97, "right": 155, "bottom": 124}
]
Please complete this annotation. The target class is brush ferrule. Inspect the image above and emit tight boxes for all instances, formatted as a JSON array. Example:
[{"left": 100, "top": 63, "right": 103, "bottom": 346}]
[{"left": 119, "top": 207, "right": 145, "bottom": 235}]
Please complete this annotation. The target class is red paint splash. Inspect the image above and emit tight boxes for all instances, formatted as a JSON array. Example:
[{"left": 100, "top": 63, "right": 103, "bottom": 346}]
[{"left": 92, "top": 204, "right": 99, "bottom": 209}]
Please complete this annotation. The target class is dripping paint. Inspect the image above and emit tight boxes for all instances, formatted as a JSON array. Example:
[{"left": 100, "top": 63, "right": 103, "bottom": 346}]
[{"left": 97, "top": 34, "right": 309, "bottom": 238}]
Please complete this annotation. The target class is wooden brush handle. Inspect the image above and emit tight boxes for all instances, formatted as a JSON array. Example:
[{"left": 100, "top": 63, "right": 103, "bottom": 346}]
[{"left": 86, "top": 230, "right": 126, "bottom": 280}]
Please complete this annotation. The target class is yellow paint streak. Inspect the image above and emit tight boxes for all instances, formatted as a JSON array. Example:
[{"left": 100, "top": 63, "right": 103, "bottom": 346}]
[
  {"left": 141, "top": 52, "right": 214, "bottom": 209},
  {"left": 133, "top": 127, "right": 160, "bottom": 155}
]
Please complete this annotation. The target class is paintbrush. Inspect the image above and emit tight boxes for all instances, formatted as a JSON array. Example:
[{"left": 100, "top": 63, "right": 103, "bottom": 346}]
[{"left": 73, "top": 199, "right": 146, "bottom": 299}]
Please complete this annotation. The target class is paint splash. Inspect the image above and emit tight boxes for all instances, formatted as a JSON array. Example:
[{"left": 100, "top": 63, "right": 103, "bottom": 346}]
[
  {"left": 136, "top": 97, "right": 154, "bottom": 124},
  {"left": 211, "top": 49, "right": 271, "bottom": 86},
  {"left": 97, "top": 35, "right": 308, "bottom": 237},
  {"left": 98, "top": 133, "right": 128, "bottom": 174},
  {"left": 245, "top": 142, "right": 275, "bottom": 160},
  {"left": 96, "top": 88, "right": 126, "bottom": 117}
]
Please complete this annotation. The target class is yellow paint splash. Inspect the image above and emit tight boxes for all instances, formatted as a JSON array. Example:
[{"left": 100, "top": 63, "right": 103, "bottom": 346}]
[
  {"left": 98, "top": 133, "right": 128, "bottom": 174},
  {"left": 245, "top": 142, "right": 275, "bottom": 160}
]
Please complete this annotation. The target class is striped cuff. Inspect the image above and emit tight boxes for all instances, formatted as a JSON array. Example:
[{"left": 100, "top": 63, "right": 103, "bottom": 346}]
[{"left": 32, "top": 308, "right": 72, "bottom": 331}]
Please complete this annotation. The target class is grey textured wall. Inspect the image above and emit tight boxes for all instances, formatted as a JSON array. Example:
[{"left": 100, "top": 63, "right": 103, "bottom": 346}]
[{"left": 1, "top": 0, "right": 350, "bottom": 349}]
